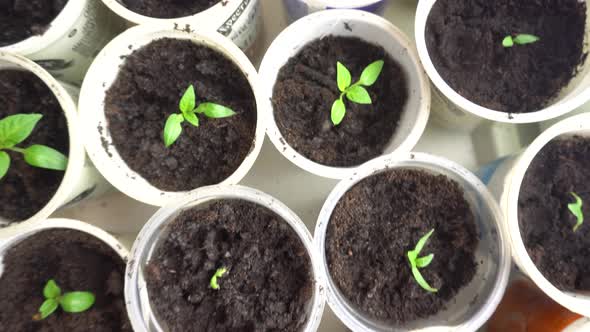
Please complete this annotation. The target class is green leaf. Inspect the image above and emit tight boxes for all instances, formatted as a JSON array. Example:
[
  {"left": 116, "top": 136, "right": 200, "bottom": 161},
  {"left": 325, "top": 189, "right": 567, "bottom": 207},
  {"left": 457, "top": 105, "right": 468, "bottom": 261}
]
[
  {"left": 59, "top": 292, "right": 95, "bottom": 313},
  {"left": 38, "top": 298, "right": 59, "bottom": 320},
  {"left": 43, "top": 280, "right": 61, "bottom": 299},
  {"left": 179, "top": 85, "right": 196, "bottom": 114},
  {"left": 568, "top": 192, "right": 584, "bottom": 232},
  {"left": 23, "top": 145, "right": 68, "bottom": 171},
  {"left": 502, "top": 36, "right": 514, "bottom": 48},
  {"left": 184, "top": 111, "right": 200, "bottom": 127},
  {"left": 359, "top": 60, "right": 384, "bottom": 86},
  {"left": 336, "top": 62, "right": 352, "bottom": 92},
  {"left": 210, "top": 267, "right": 228, "bottom": 290},
  {"left": 346, "top": 85, "right": 372, "bottom": 104},
  {"left": 0, "top": 113, "right": 43, "bottom": 148},
  {"left": 331, "top": 98, "right": 346, "bottom": 126},
  {"left": 197, "top": 103, "right": 236, "bottom": 119},
  {"left": 416, "top": 253, "right": 434, "bottom": 268},
  {"left": 514, "top": 34, "right": 540, "bottom": 45},
  {"left": 163, "top": 113, "right": 184, "bottom": 148},
  {"left": 411, "top": 266, "right": 438, "bottom": 293},
  {"left": 0, "top": 151, "right": 9, "bottom": 180},
  {"left": 413, "top": 229, "right": 435, "bottom": 256}
]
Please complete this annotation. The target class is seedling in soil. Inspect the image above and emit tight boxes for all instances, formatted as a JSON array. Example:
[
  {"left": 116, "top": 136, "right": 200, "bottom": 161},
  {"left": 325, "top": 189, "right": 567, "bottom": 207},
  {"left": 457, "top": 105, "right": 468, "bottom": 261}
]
[
  {"left": 0, "top": 113, "right": 68, "bottom": 180},
  {"left": 502, "top": 34, "right": 540, "bottom": 48},
  {"left": 163, "top": 84, "right": 236, "bottom": 147},
  {"left": 331, "top": 60, "right": 384, "bottom": 126},
  {"left": 568, "top": 192, "right": 584, "bottom": 232},
  {"left": 33, "top": 279, "right": 95, "bottom": 320},
  {"left": 407, "top": 229, "right": 438, "bottom": 293},
  {"left": 210, "top": 267, "right": 228, "bottom": 290}
]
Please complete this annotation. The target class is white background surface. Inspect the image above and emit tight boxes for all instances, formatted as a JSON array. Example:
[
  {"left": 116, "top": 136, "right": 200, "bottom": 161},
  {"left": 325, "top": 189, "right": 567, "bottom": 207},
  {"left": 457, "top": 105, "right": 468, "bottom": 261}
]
[{"left": 53, "top": 0, "right": 590, "bottom": 330}]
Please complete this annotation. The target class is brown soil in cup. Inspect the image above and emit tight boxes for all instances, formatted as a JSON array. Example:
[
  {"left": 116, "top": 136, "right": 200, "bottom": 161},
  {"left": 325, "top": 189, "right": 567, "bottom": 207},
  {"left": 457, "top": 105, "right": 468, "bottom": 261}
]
[
  {"left": 519, "top": 136, "right": 590, "bottom": 291},
  {"left": 120, "top": 0, "right": 218, "bottom": 19},
  {"left": 146, "top": 200, "right": 314, "bottom": 332},
  {"left": 0, "top": 70, "right": 69, "bottom": 223},
  {"left": 272, "top": 36, "right": 408, "bottom": 167},
  {"left": 0, "top": 228, "right": 131, "bottom": 331},
  {"left": 326, "top": 169, "right": 479, "bottom": 323},
  {"left": 104, "top": 38, "right": 256, "bottom": 192},
  {"left": 425, "top": 0, "right": 587, "bottom": 114},
  {"left": 0, "top": 0, "right": 67, "bottom": 46}
]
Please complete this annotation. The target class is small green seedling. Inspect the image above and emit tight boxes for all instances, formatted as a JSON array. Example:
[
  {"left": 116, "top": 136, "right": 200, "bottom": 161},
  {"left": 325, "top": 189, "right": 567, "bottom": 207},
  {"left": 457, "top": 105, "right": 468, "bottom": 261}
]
[
  {"left": 407, "top": 229, "right": 438, "bottom": 293},
  {"left": 502, "top": 34, "right": 540, "bottom": 48},
  {"left": 163, "top": 84, "right": 236, "bottom": 147},
  {"left": 209, "top": 267, "right": 227, "bottom": 290},
  {"left": 33, "top": 279, "right": 95, "bottom": 321},
  {"left": 0, "top": 113, "right": 68, "bottom": 180},
  {"left": 331, "top": 60, "right": 384, "bottom": 126},
  {"left": 568, "top": 192, "right": 584, "bottom": 232}
]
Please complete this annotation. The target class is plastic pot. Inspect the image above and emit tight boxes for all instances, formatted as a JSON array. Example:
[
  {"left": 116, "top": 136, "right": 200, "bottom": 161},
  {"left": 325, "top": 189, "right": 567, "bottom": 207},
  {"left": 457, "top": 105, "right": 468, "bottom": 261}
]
[
  {"left": 259, "top": 9, "right": 430, "bottom": 180},
  {"left": 315, "top": 153, "right": 511, "bottom": 331},
  {"left": 283, "top": 0, "right": 388, "bottom": 21}
]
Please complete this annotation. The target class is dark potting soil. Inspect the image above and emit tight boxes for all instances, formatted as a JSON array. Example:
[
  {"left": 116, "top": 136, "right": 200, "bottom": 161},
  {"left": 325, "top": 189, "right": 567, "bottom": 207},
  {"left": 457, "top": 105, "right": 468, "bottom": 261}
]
[
  {"left": 272, "top": 36, "right": 408, "bottom": 167},
  {"left": 326, "top": 169, "right": 479, "bottom": 323},
  {"left": 0, "top": 229, "right": 131, "bottom": 331},
  {"left": 519, "top": 136, "right": 590, "bottom": 291},
  {"left": 104, "top": 38, "right": 256, "bottom": 192},
  {"left": 425, "top": 0, "right": 587, "bottom": 114},
  {"left": 0, "top": 70, "right": 69, "bottom": 222},
  {"left": 120, "top": 0, "right": 218, "bottom": 18},
  {"left": 146, "top": 200, "right": 314, "bottom": 332},
  {"left": 0, "top": 0, "right": 67, "bottom": 46}
]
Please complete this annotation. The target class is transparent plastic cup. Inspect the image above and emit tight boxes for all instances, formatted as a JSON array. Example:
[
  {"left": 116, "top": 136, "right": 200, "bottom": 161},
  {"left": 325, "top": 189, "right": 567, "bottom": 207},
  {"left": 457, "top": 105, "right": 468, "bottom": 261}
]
[
  {"left": 259, "top": 9, "right": 431, "bottom": 180},
  {"left": 315, "top": 153, "right": 511, "bottom": 331},
  {"left": 124, "top": 185, "right": 326, "bottom": 332}
]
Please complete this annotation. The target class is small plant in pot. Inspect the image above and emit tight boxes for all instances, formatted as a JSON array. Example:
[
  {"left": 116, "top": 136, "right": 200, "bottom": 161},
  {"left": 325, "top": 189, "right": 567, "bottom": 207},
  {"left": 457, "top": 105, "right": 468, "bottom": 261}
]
[
  {"left": 316, "top": 153, "right": 510, "bottom": 331},
  {"left": 79, "top": 25, "right": 264, "bottom": 206},
  {"left": 260, "top": 9, "right": 430, "bottom": 179},
  {"left": 423, "top": 0, "right": 587, "bottom": 114},
  {"left": 0, "top": 220, "right": 131, "bottom": 330},
  {"left": 518, "top": 135, "right": 590, "bottom": 292},
  {"left": 0, "top": 69, "right": 69, "bottom": 224},
  {"left": 125, "top": 186, "right": 325, "bottom": 332}
]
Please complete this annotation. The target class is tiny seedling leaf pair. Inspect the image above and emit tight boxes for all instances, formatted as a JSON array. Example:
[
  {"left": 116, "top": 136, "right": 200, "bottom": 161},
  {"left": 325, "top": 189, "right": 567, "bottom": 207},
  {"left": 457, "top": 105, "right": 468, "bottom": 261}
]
[
  {"left": 568, "top": 192, "right": 584, "bottom": 232},
  {"left": 331, "top": 60, "right": 384, "bottom": 126},
  {"left": 407, "top": 229, "right": 438, "bottom": 293},
  {"left": 210, "top": 267, "right": 228, "bottom": 290},
  {"left": 0, "top": 114, "right": 68, "bottom": 180},
  {"left": 33, "top": 279, "right": 95, "bottom": 321},
  {"left": 502, "top": 34, "right": 540, "bottom": 48},
  {"left": 163, "top": 85, "right": 236, "bottom": 147}
]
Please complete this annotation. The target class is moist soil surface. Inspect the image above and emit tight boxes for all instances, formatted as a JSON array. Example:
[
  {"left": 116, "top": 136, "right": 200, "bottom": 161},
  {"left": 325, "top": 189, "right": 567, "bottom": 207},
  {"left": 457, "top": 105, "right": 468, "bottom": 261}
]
[
  {"left": 519, "top": 136, "right": 590, "bottom": 291},
  {"left": 146, "top": 200, "right": 314, "bottom": 332},
  {"left": 0, "top": 70, "right": 69, "bottom": 222},
  {"left": 120, "top": 0, "right": 218, "bottom": 18},
  {"left": 326, "top": 169, "right": 479, "bottom": 323},
  {"left": 426, "top": 0, "right": 587, "bottom": 114},
  {"left": 0, "top": 229, "right": 131, "bottom": 331},
  {"left": 0, "top": 0, "right": 67, "bottom": 46},
  {"left": 105, "top": 38, "right": 256, "bottom": 192},
  {"left": 272, "top": 36, "right": 408, "bottom": 167}
]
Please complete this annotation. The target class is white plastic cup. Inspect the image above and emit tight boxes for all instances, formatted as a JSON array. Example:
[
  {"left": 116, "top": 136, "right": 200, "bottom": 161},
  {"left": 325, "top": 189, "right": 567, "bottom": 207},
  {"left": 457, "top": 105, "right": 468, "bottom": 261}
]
[
  {"left": 100, "top": 0, "right": 261, "bottom": 52},
  {"left": 259, "top": 9, "right": 431, "bottom": 180},
  {"left": 0, "top": 52, "right": 109, "bottom": 234},
  {"left": 125, "top": 185, "right": 325, "bottom": 332},
  {"left": 79, "top": 24, "right": 265, "bottom": 207},
  {"left": 0, "top": 218, "right": 129, "bottom": 278},
  {"left": 315, "top": 153, "right": 511, "bottom": 332},
  {"left": 415, "top": 0, "right": 590, "bottom": 131},
  {"left": 485, "top": 113, "right": 590, "bottom": 317},
  {"left": 283, "top": 0, "right": 389, "bottom": 21},
  {"left": 0, "top": 0, "right": 125, "bottom": 84}
]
